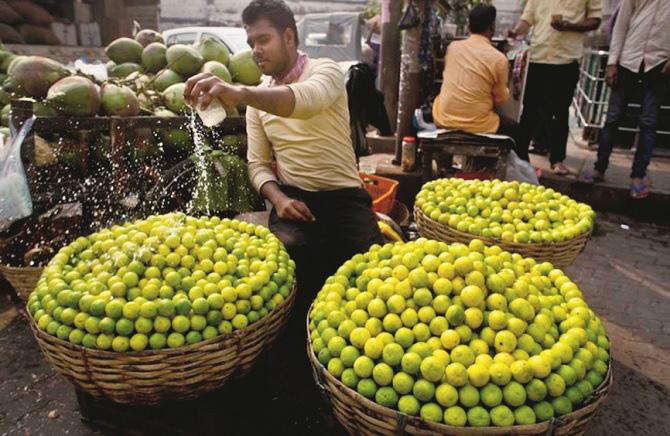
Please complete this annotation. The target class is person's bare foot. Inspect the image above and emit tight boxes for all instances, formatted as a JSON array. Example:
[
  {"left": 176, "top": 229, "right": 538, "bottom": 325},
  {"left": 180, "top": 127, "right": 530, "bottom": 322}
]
[{"left": 551, "top": 162, "right": 569, "bottom": 176}]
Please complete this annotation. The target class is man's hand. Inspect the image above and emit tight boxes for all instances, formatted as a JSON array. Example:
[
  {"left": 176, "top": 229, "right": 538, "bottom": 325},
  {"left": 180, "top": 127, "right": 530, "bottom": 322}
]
[
  {"left": 605, "top": 65, "right": 618, "bottom": 87},
  {"left": 663, "top": 60, "right": 670, "bottom": 76},
  {"left": 276, "top": 196, "right": 315, "bottom": 222},
  {"left": 550, "top": 19, "right": 570, "bottom": 31},
  {"left": 184, "top": 73, "right": 245, "bottom": 110}
]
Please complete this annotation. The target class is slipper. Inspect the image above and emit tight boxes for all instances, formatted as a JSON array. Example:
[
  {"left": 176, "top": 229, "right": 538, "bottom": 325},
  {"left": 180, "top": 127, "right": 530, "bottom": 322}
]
[
  {"left": 578, "top": 171, "right": 604, "bottom": 184},
  {"left": 630, "top": 183, "right": 649, "bottom": 199},
  {"left": 551, "top": 163, "right": 570, "bottom": 176}
]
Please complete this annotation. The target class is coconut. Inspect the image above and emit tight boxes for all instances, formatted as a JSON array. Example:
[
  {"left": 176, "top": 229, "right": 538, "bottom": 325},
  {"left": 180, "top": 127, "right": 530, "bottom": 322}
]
[
  {"left": 5, "top": 55, "right": 25, "bottom": 75},
  {"left": 8, "top": 56, "right": 70, "bottom": 98},
  {"left": 33, "top": 100, "right": 58, "bottom": 117},
  {"left": 109, "top": 62, "right": 144, "bottom": 78},
  {"left": 1, "top": 103, "right": 9, "bottom": 126},
  {"left": 1, "top": 75, "right": 23, "bottom": 97},
  {"left": 135, "top": 29, "right": 164, "bottom": 47},
  {"left": 141, "top": 42, "right": 167, "bottom": 73},
  {"left": 228, "top": 50, "right": 262, "bottom": 85},
  {"left": 154, "top": 108, "right": 192, "bottom": 153},
  {"left": 0, "top": 87, "right": 8, "bottom": 105},
  {"left": 165, "top": 44, "right": 203, "bottom": 78},
  {"left": 0, "top": 50, "right": 14, "bottom": 73},
  {"left": 194, "top": 37, "right": 230, "bottom": 65},
  {"left": 161, "top": 83, "right": 187, "bottom": 113},
  {"left": 106, "top": 37, "right": 143, "bottom": 64},
  {"left": 201, "top": 61, "right": 232, "bottom": 83},
  {"left": 46, "top": 76, "right": 100, "bottom": 117},
  {"left": 101, "top": 84, "right": 140, "bottom": 116},
  {"left": 152, "top": 69, "right": 183, "bottom": 92}
]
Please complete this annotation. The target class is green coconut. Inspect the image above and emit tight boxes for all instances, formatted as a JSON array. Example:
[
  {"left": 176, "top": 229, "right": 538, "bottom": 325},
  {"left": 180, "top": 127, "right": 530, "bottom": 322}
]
[
  {"left": 0, "top": 87, "right": 9, "bottom": 105},
  {"left": 8, "top": 56, "right": 70, "bottom": 98},
  {"left": 101, "top": 83, "right": 140, "bottom": 116},
  {"left": 106, "top": 37, "right": 143, "bottom": 64},
  {"left": 46, "top": 76, "right": 100, "bottom": 116},
  {"left": 228, "top": 50, "right": 262, "bottom": 85},
  {"left": 165, "top": 44, "right": 203, "bottom": 78},
  {"left": 141, "top": 42, "right": 167, "bottom": 73},
  {"left": 33, "top": 100, "right": 58, "bottom": 117},
  {"left": 194, "top": 37, "right": 230, "bottom": 65},
  {"left": 0, "top": 51, "right": 15, "bottom": 73},
  {"left": 109, "top": 62, "right": 144, "bottom": 78},
  {"left": 135, "top": 29, "right": 164, "bottom": 47},
  {"left": 154, "top": 108, "right": 193, "bottom": 155},
  {"left": 201, "top": 61, "right": 232, "bottom": 83},
  {"left": 152, "top": 69, "right": 183, "bottom": 92},
  {"left": 161, "top": 82, "right": 187, "bottom": 113},
  {"left": 1, "top": 104, "right": 9, "bottom": 126},
  {"left": 2, "top": 76, "right": 23, "bottom": 97}
]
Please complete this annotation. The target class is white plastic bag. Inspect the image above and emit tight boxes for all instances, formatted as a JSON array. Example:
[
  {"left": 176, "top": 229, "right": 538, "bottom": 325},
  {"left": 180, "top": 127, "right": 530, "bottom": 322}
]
[
  {"left": 506, "top": 150, "right": 539, "bottom": 185},
  {"left": 0, "top": 117, "right": 35, "bottom": 231}
]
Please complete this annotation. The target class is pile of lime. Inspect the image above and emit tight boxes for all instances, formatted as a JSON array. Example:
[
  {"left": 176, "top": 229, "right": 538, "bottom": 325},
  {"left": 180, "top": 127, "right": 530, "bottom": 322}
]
[
  {"left": 309, "top": 238, "right": 609, "bottom": 427},
  {"left": 416, "top": 179, "right": 595, "bottom": 244},
  {"left": 27, "top": 213, "right": 295, "bottom": 351}
]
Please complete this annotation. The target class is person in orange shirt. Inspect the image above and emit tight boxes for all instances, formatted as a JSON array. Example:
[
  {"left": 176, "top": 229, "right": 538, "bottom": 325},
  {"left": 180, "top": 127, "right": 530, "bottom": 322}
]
[{"left": 432, "top": 5, "right": 519, "bottom": 141}]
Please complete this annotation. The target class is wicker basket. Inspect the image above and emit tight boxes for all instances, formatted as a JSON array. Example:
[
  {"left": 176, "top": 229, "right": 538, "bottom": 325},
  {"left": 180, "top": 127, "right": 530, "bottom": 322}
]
[
  {"left": 414, "top": 206, "right": 591, "bottom": 269},
  {"left": 30, "top": 285, "right": 296, "bottom": 405},
  {"left": 0, "top": 264, "right": 43, "bottom": 301},
  {"left": 308, "top": 332, "right": 612, "bottom": 436}
]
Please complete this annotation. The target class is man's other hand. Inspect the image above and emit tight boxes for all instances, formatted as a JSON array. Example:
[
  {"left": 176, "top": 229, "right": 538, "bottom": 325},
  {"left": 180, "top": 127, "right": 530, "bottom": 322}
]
[
  {"left": 276, "top": 197, "right": 316, "bottom": 222},
  {"left": 605, "top": 65, "right": 618, "bottom": 87}
]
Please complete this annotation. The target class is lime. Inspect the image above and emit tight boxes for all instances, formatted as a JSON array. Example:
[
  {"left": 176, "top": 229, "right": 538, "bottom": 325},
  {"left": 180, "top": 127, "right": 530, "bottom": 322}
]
[
  {"left": 372, "top": 363, "right": 394, "bottom": 386},
  {"left": 420, "top": 403, "right": 443, "bottom": 423},
  {"left": 467, "top": 406, "right": 491, "bottom": 427},
  {"left": 514, "top": 405, "right": 537, "bottom": 425},
  {"left": 445, "top": 362, "right": 468, "bottom": 387},
  {"left": 392, "top": 372, "right": 414, "bottom": 395},
  {"left": 458, "top": 384, "right": 480, "bottom": 407},
  {"left": 375, "top": 386, "right": 399, "bottom": 407},
  {"left": 444, "top": 406, "right": 467, "bottom": 426},
  {"left": 481, "top": 383, "right": 503, "bottom": 407},
  {"left": 420, "top": 356, "right": 446, "bottom": 383},
  {"left": 413, "top": 379, "right": 436, "bottom": 402},
  {"left": 503, "top": 381, "right": 527, "bottom": 407},
  {"left": 357, "top": 379, "right": 377, "bottom": 399},
  {"left": 398, "top": 395, "right": 421, "bottom": 415},
  {"left": 551, "top": 396, "right": 573, "bottom": 416},
  {"left": 526, "top": 378, "right": 548, "bottom": 401},
  {"left": 341, "top": 368, "right": 360, "bottom": 388},
  {"left": 401, "top": 352, "right": 422, "bottom": 375},
  {"left": 490, "top": 405, "right": 514, "bottom": 426},
  {"left": 353, "top": 356, "right": 374, "bottom": 378},
  {"left": 533, "top": 401, "right": 555, "bottom": 421}
]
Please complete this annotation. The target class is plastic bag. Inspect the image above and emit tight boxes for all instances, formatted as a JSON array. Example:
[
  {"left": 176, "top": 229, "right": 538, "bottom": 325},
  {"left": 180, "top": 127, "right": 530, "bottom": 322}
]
[
  {"left": 0, "top": 117, "right": 35, "bottom": 231},
  {"left": 506, "top": 150, "right": 539, "bottom": 185}
]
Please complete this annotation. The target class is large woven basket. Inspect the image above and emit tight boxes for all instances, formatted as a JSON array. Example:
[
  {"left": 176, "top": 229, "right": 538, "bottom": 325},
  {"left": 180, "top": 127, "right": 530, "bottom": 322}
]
[
  {"left": 414, "top": 206, "right": 591, "bottom": 269},
  {"left": 30, "top": 285, "right": 296, "bottom": 405},
  {"left": 308, "top": 333, "right": 612, "bottom": 436},
  {"left": 0, "top": 264, "right": 43, "bottom": 301}
]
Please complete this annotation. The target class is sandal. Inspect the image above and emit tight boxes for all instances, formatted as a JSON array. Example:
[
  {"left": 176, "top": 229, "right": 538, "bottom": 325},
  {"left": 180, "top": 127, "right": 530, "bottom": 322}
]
[
  {"left": 630, "top": 182, "right": 649, "bottom": 199},
  {"left": 551, "top": 163, "right": 570, "bottom": 176},
  {"left": 578, "top": 170, "right": 605, "bottom": 184}
]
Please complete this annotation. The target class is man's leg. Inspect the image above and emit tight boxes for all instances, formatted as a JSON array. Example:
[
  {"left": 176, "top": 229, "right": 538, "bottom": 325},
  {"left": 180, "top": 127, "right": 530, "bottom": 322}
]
[
  {"left": 631, "top": 64, "right": 668, "bottom": 179},
  {"left": 594, "top": 66, "right": 632, "bottom": 175},
  {"left": 516, "top": 63, "right": 547, "bottom": 161},
  {"left": 547, "top": 62, "right": 579, "bottom": 166},
  {"left": 321, "top": 188, "right": 384, "bottom": 269}
]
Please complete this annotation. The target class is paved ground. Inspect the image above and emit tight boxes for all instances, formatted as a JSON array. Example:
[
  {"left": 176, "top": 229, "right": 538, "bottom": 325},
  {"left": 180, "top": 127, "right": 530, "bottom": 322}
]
[
  {"left": 1, "top": 212, "right": 669, "bottom": 436},
  {"left": 530, "top": 128, "right": 670, "bottom": 196}
]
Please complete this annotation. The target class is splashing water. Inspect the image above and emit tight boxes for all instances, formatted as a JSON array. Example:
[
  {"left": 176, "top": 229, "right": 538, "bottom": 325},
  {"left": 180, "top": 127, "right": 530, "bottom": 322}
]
[{"left": 188, "top": 111, "right": 212, "bottom": 214}]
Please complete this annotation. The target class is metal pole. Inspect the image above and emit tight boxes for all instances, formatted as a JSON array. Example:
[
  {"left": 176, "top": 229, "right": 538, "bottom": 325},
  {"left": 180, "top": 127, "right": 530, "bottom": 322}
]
[{"left": 379, "top": 0, "right": 402, "bottom": 134}]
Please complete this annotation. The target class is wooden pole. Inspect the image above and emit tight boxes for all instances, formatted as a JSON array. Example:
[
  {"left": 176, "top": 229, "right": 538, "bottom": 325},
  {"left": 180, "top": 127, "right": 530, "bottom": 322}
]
[
  {"left": 378, "top": 0, "right": 402, "bottom": 134},
  {"left": 394, "top": 0, "right": 424, "bottom": 164}
]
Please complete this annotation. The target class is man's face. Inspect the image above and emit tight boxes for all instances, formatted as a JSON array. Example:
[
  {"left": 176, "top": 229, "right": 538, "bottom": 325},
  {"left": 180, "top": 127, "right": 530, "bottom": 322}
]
[{"left": 245, "top": 18, "right": 294, "bottom": 76}]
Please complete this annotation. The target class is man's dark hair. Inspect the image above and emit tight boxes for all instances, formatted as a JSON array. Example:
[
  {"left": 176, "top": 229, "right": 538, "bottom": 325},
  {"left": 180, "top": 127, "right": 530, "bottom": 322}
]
[
  {"left": 469, "top": 4, "right": 497, "bottom": 34},
  {"left": 242, "top": 0, "right": 299, "bottom": 46}
]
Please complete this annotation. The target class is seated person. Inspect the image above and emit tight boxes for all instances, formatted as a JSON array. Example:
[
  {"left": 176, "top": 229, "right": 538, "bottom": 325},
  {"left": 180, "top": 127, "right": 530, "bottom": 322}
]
[{"left": 432, "top": 4, "right": 518, "bottom": 141}]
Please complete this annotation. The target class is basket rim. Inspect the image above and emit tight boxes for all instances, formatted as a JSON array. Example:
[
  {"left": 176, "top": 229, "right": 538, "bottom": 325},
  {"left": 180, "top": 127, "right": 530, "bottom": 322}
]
[
  {"left": 306, "top": 305, "right": 612, "bottom": 433},
  {"left": 0, "top": 264, "right": 44, "bottom": 272},
  {"left": 29, "top": 282, "right": 296, "bottom": 358},
  {"left": 414, "top": 205, "right": 593, "bottom": 249}
]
